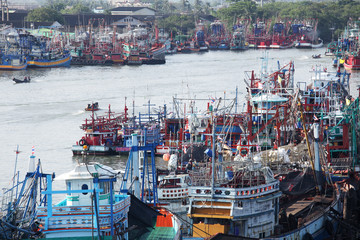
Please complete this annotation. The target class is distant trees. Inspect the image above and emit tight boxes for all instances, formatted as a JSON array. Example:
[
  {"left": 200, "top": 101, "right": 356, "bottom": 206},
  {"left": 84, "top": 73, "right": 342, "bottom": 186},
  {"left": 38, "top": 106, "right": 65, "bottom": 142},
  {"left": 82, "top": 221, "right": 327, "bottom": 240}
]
[
  {"left": 215, "top": 0, "right": 360, "bottom": 42},
  {"left": 26, "top": 0, "right": 113, "bottom": 23},
  {"left": 26, "top": 7, "right": 65, "bottom": 24},
  {"left": 158, "top": 15, "right": 196, "bottom": 36}
]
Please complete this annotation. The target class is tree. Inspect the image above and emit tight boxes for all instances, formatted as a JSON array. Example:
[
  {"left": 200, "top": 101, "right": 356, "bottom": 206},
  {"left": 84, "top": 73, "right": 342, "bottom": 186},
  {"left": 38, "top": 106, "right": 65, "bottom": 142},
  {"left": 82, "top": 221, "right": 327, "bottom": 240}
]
[
  {"left": 217, "top": 0, "right": 257, "bottom": 27},
  {"left": 158, "top": 15, "right": 195, "bottom": 36},
  {"left": 26, "top": 7, "right": 64, "bottom": 24},
  {"left": 61, "top": 3, "right": 92, "bottom": 14}
]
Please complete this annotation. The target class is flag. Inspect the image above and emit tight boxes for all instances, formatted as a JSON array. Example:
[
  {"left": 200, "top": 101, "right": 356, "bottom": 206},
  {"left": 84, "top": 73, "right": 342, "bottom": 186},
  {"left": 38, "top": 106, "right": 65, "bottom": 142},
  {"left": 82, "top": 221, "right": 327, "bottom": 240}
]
[
  {"left": 31, "top": 146, "right": 35, "bottom": 155},
  {"left": 210, "top": 97, "right": 216, "bottom": 103},
  {"left": 313, "top": 114, "right": 319, "bottom": 121}
]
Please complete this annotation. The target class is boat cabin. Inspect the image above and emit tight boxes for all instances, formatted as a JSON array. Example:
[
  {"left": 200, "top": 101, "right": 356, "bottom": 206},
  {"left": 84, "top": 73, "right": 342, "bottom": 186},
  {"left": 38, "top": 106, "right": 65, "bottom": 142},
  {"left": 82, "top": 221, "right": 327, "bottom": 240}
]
[
  {"left": 158, "top": 174, "right": 191, "bottom": 200},
  {"left": 252, "top": 93, "right": 288, "bottom": 117},
  {"left": 37, "top": 163, "right": 130, "bottom": 239}
]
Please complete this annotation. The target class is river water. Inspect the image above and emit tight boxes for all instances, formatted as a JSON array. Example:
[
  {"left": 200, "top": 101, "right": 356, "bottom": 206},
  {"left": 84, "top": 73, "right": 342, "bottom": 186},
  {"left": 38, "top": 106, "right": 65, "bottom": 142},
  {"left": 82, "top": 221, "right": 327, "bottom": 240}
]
[{"left": 0, "top": 48, "right": 359, "bottom": 193}]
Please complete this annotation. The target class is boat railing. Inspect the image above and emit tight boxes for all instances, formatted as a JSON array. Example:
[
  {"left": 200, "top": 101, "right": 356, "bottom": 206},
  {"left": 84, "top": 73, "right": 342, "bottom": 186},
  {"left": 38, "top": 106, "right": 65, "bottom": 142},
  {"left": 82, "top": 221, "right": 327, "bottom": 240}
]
[
  {"left": 38, "top": 194, "right": 130, "bottom": 217},
  {"left": 189, "top": 180, "right": 279, "bottom": 199}
]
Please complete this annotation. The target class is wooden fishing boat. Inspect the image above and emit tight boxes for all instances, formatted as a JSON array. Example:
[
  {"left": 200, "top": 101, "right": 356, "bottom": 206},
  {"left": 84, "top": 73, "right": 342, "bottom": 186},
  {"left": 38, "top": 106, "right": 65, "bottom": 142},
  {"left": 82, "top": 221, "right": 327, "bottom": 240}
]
[
  {"left": 12, "top": 76, "right": 30, "bottom": 83},
  {"left": 344, "top": 54, "right": 360, "bottom": 70},
  {"left": 27, "top": 52, "right": 72, "bottom": 68},
  {"left": 36, "top": 162, "right": 131, "bottom": 239},
  {"left": 312, "top": 54, "right": 321, "bottom": 59},
  {"left": 122, "top": 43, "right": 142, "bottom": 65},
  {"left": 0, "top": 54, "right": 27, "bottom": 70},
  {"left": 0, "top": 151, "right": 51, "bottom": 239},
  {"left": 85, "top": 102, "right": 99, "bottom": 111},
  {"left": 230, "top": 27, "right": 248, "bottom": 51}
]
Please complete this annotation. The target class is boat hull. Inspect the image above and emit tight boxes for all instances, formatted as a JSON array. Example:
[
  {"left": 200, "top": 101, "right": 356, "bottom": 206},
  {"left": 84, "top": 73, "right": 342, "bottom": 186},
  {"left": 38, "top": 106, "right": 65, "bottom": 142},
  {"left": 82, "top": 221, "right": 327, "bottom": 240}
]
[
  {"left": 344, "top": 55, "right": 360, "bottom": 70},
  {"left": 0, "top": 63, "right": 27, "bottom": 70},
  {"left": 265, "top": 193, "right": 341, "bottom": 240},
  {"left": 28, "top": 55, "right": 72, "bottom": 68},
  {"left": 37, "top": 195, "right": 130, "bottom": 239},
  {"left": 295, "top": 40, "right": 323, "bottom": 49},
  {"left": 269, "top": 42, "right": 294, "bottom": 49},
  {"left": 72, "top": 145, "right": 115, "bottom": 155}
]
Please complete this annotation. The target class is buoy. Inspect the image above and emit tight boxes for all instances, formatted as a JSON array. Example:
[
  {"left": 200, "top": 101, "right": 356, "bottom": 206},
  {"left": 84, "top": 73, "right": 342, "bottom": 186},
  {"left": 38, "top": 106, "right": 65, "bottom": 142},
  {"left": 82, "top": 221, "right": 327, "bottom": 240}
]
[{"left": 163, "top": 153, "right": 170, "bottom": 161}]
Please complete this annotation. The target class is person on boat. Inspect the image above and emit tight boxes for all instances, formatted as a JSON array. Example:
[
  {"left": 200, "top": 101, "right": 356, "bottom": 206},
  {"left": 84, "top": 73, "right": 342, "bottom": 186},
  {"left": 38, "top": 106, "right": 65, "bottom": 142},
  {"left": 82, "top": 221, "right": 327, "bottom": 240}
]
[{"left": 186, "top": 159, "right": 193, "bottom": 171}]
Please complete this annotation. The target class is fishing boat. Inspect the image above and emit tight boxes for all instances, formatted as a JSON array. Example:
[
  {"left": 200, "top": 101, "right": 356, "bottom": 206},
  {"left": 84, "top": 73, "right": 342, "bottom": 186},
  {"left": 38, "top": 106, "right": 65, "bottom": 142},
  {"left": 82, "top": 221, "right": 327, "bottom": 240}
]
[
  {"left": 184, "top": 104, "right": 347, "bottom": 239},
  {"left": 0, "top": 54, "right": 27, "bottom": 70},
  {"left": 230, "top": 26, "right": 248, "bottom": 51},
  {"left": 36, "top": 162, "right": 131, "bottom": 239},
  {"left": 293, "top": 22, "right": 323, "bottom": 49},
  {"left": 85, "top": 102, "right": 99, "bottom": 111},
  {"left": 187, "top": 139, "right": 282, "bottom": 238},
  {"left": 122, "top": 43, "right": 142, "bottom": 65},
  {"left": 312, "top": 54, "right": 321, "bottom": 59},
  {"left": 27, "top": 51, "right": 72, "bottom": 68},
  {"left": 208, "top": 20, "right": 230, "bottom": 50},
  {"left": 120, "top": 133, "right": 182, "bottom": 239},
  {"left": 164, "top": 40, "right": 178, "bottom": 54},
  {"left": 0, "top": 149, "right": 52, "bottom": 239},
  {"left": 269, "top": 22, "right": 294, "bottom": 49},
  {"left": 12, "top": 76, "right": 30, "bottom": 83},
  {"left": 344, "top": 54, "right": 360, "bottom": 70},
  {"left": 196, "top": 29, "right": 209, "bottom": 52},
  {"left": 73, "top": 103, "right": 163, "bottom": 156},
  {"left": 149, "top": 43, "right": 166, "bottom": 60}
]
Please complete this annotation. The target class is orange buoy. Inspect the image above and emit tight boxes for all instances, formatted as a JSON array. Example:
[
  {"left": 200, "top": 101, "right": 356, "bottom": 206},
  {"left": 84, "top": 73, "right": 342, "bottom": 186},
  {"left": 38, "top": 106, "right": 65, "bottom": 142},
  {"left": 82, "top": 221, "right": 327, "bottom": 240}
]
[{"left": 163, "top": 153, "right": 170, "bottom": 161}]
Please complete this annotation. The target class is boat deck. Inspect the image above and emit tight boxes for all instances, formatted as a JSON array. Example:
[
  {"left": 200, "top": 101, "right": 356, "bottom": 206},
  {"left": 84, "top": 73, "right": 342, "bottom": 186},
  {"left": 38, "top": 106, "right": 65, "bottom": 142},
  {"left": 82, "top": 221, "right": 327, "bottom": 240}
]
[
  {"left": 147, "top": 227, "right": 176, "bottom": 240},
  {"left": 286, "top": 200, "right": 313, "bottom": 217},
  {"left": 285, "top": 195, "right": 333, "bottom": 217}
]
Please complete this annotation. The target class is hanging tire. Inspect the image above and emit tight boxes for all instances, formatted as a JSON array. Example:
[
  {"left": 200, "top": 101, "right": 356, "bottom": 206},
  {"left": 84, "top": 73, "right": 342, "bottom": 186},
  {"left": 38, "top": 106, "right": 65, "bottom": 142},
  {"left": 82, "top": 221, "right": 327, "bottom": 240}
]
[{"left": 79, "top": 139, "right": 86, "bottom": 146}]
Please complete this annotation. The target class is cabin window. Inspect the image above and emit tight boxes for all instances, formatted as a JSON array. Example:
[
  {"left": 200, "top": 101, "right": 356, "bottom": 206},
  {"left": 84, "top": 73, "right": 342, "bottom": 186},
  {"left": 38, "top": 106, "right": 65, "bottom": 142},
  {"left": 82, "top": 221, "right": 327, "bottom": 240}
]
[
  {"left": 237, "top": 201, "right": 243, "bottom": 208},
  {"left": 100, "top": 182, "right": 110, "bottom": 194},
  {"left": 67, "top": 182, "right": 71, "bottom": 195},
  {"left": 82, "top": 184, "right": 89, "bottom": 195},
  {"left": 159, "top": 178, "right": 181, "bottom": 188}
]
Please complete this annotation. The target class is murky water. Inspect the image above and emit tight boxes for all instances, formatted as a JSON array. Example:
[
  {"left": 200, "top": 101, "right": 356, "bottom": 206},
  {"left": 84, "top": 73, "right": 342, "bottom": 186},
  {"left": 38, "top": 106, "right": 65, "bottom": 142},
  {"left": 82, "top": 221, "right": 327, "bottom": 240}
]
[{"left": 0, "top": 48, "right": 359, "bottom": 193}]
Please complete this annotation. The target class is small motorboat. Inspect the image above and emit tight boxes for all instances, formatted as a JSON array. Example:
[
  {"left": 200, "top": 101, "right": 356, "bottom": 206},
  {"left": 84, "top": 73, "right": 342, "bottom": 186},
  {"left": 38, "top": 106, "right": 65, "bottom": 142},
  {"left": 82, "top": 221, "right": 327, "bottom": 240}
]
[
  {"left": 12, "top": 76, "right": 31, "bottom": 83},
  {"left": 85, "top": 102, "right": 99, "bottom": 111},
  {"left": 312, "top": 54, "right": 321, "bottom": 59}
]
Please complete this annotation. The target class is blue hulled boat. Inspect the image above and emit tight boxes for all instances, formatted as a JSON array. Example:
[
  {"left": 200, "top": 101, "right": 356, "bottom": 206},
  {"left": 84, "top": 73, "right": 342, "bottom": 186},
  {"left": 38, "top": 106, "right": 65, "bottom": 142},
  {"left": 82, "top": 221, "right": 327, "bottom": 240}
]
[
  {"left": 37, "top": 162, "right": 130, "bottom": 239},
  {"left": 0, "top": 54, "right": 27, "bottom": 70},
  {"left": 27, "top": 51, "right": 71, "bottom": 68}
]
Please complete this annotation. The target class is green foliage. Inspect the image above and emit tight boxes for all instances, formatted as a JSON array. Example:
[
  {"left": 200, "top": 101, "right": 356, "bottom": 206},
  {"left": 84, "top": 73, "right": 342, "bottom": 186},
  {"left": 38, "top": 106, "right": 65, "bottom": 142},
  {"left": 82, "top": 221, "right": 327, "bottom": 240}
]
[
  {"left": 26, "top": 7, "right": 65, "bottom": 24},
  {"left": 153, "top": 0, "right": 174, "bottom": 15},
  {"left": 61, "top": 3, "right": 92, "bottom": 14},
  {"left": 158, "top": 15, "right": 196, "bottom": 36},
  {"left": 215, "top": 0, "right": 360, "bottom": 42},
  {"left": 45, "top": 0, "right": 111, "bottom": 13},
  {"left": 217, "top": 0, "right": 257, "bottom": 26}
]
